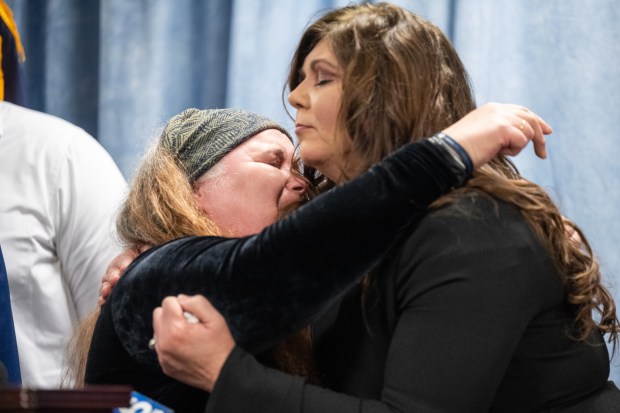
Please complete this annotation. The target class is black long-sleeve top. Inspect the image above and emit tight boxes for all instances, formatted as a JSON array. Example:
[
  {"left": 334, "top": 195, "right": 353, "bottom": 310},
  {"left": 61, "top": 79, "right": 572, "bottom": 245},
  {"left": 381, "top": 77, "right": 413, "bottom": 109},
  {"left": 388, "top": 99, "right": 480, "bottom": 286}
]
[
  {"left": 85, "top": 139, "right": 464, "bottom": 412},
  {"left": 205, "top": 193, "right": 619, "bottom": 413}
]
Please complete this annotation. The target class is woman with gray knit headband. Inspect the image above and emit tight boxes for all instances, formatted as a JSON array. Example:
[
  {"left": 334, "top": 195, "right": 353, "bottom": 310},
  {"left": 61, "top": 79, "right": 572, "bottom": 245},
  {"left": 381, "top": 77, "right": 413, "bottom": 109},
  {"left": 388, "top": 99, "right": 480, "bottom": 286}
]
[
  {"left": 65, "top": 107, "right": 310, "bottom": 389},
  {"left": 69, "top": 104, "right": 546, "bottom": 412}
]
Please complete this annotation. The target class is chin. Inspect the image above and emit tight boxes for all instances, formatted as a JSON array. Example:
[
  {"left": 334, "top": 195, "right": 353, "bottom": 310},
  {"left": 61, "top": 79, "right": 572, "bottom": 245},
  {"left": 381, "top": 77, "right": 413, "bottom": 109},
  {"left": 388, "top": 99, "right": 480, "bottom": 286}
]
[
  {"left": 299, "top": 145, "right": 326, "bottom": 166},
  {"left": 301, "top": 156, "right": 328, "bottom": 173}
]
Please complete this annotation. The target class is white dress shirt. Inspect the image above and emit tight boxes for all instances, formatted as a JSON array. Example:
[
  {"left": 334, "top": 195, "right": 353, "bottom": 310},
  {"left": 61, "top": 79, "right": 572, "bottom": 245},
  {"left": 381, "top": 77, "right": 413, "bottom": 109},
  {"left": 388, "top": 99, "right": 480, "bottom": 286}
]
[{"left": 0, "top": 102, "right": 127, "bottom": 388}]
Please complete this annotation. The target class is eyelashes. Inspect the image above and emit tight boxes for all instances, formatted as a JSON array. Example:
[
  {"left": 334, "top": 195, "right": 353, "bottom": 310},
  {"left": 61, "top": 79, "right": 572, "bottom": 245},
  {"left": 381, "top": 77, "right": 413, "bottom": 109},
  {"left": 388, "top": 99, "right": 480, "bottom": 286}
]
[
  {"left": 261, "top": 150, "right": 286, "bottom": 168},
  {"left": 316, "top": 70, "right": 334, "bottom": 86},
  {"left": 296, "top": 69, "right": 334, "bottom": 87}
]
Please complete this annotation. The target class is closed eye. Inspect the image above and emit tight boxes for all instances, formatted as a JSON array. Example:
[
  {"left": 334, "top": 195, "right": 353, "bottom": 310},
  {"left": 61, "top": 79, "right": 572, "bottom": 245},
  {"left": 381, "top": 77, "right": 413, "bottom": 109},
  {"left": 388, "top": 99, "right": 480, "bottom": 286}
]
[
  {"left": 315, "top": 70, "right": 333, "bottom": 86},
  {"left": 261, "top": 149, "right": 285, "bottom": 168}
]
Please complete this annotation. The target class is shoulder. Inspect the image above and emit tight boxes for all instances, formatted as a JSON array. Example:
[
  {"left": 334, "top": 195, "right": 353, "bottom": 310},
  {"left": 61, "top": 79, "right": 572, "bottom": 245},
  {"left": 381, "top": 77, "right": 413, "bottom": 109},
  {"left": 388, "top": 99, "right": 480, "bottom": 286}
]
[
  {"left": 0, "top": 103, "right": 124, "bottom": 181},
  {"left": 410, "top": 191, "right": 533, "bottom": 251},
  {"left": 112, "top": 235, "right": 236, "bottom": 307},
  {"left": 0, "top": 102, "right": 89, "bottom": 144},
  {"left": 385, "top": 191, "right": 560, "bottom": 303},
  {"left": 0, "top": 102, "right": 119, "bottom": 166},
  {"left": 109, "top": 236, "right": 231, "bottom": 365}
]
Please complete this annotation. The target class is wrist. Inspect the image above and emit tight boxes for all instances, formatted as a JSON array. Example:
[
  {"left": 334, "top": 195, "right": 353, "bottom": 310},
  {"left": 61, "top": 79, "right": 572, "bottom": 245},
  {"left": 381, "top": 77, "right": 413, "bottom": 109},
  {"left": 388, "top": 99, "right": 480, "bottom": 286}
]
[
  {"left": 205, "top": 345, "right": 236, "bottom": 392},
  {"left": 428, "top": 132, "right": 473, "bottom": 184}
]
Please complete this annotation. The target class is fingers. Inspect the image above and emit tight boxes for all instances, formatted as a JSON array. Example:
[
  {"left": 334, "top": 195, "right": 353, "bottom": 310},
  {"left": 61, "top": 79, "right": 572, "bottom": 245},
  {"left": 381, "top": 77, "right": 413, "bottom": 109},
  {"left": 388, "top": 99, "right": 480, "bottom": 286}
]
[
  {"left": 153, "top": 295, "right": 209, "bottom": 335},
  {"left": 177, "top": 294, "right": 221, "bottom": 324},
  {"left": 98, "top": 283, "right": 111, "bottom": 306},
  {"left": 162, "top": 295, "right": 183, "bottom": 310},
  {"left": 537, "top": 115, "right": 553, "bottom": 135},
  {"left": 98, "top": 247, "right": 143, "bottom": 305},
  {"left": 530, "top": 118, "right": 548, "bottom": 159},
  {"left": 521, "top": 114, "right": 548, "bottom": 160},
  {"left": 137, "top": 243, "right": 151, "bottom": 253},
  {"left": 160, "top": 295, "right": 186, "bottom": 323},
  {"left": 152, "top": 306, "right": 163, "bottom": 337},
  {"left": 151, "top": 294, "right": 234, "bottom": 392},
  {"left": 108, "top": 273, "right": 121, "bottom": 289},
  {"left": 503, "top": 106, "right": 550, "bottom": 160},
  {"left": 98, "top": 272, "right": 119, "bottom": 305},
  {"left": 152, "top": 296, "right": 186, "bottom": 350}
]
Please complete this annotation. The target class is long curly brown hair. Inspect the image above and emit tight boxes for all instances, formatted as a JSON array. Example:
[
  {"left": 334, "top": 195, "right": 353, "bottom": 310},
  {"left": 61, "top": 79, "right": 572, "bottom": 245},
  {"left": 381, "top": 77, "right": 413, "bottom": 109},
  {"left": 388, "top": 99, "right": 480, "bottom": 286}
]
[{"left": 287, "top": 2, "right": 618, "bottom": 349}]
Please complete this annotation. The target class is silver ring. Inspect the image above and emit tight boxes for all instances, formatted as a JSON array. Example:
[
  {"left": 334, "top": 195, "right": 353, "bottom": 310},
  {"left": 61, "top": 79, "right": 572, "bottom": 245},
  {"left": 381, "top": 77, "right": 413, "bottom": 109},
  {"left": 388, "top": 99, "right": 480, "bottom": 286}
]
[{"left": 148, "top": 337, "right": 157, "bottom": 350}]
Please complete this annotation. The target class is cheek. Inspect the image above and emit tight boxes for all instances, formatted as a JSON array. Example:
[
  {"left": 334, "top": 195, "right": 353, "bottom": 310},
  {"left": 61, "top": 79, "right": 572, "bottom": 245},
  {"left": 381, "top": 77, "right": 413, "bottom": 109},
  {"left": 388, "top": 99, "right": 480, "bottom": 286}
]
[
  {"left": 237, "top": 167, "right": 281, "bottom": 204},
  {"left": 194, "top": 174, "right": 239, "bottom": 215},
  {"left": 194, "top": 188, "right": 230, "bottom": 219},
  {"left": 242, "top": 177, "right": 281, "bottom": 227},
  {"left": 315, "top": 109, "right": 341, "bottom": 152},
  {"left": 316, "top": 91, "right": 340, "bottom": 134}
]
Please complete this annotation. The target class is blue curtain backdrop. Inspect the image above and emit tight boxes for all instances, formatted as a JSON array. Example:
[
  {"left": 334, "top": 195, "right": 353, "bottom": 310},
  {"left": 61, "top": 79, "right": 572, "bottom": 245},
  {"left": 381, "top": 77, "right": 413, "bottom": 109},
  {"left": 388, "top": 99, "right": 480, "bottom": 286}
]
[{"left": 6, "top": 0, "right": 620, "bottom": 382}]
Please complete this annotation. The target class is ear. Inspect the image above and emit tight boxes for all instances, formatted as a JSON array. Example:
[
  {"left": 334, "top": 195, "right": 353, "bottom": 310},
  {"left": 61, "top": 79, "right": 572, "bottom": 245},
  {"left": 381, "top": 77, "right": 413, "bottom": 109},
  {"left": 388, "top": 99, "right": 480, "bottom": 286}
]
[
  {"left": 192, "top": 180, "right": 211, "bottom": 215},
  {"left": 192, "top": 184, "right": 203, "bottom": 201}
]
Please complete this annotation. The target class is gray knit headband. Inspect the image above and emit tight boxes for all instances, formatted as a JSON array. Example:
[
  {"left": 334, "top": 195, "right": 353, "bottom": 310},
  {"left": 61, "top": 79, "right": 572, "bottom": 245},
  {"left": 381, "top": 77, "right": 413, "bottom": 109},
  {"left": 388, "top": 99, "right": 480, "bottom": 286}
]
[{"left": 160, "top": 108, "right": 293, "bottom": 182}]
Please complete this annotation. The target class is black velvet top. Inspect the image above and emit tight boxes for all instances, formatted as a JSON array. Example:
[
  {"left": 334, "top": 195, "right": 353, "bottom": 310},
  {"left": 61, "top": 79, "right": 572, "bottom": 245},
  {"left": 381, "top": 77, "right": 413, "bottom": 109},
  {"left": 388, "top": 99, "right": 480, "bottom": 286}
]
[
  {"left": 205, "top": 194, "right": 619, "bottom": 413},
  {"left": 85, "top": 140, "right": 463, "bottom": 412}
]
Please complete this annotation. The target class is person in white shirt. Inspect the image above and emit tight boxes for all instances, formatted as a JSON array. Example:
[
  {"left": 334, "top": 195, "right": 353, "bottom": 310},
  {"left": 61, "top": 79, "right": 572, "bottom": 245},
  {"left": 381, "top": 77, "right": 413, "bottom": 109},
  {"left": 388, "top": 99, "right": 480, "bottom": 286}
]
[{"left": 0, "top": 101, "right": 127, "bottom": 388}]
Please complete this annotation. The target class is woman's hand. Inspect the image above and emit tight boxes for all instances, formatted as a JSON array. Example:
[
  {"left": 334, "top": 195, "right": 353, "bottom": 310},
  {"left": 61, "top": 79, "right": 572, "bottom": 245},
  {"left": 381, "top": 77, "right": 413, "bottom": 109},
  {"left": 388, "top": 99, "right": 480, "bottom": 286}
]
[
  {"left": 152, "top": 294, "right": 235, "bottom": 392},
  {"left": 442, "top": 102, "right": 552, "bottom": 169},
  {"left": 98, "top": 245, "right": 149, "bottom": 305}
]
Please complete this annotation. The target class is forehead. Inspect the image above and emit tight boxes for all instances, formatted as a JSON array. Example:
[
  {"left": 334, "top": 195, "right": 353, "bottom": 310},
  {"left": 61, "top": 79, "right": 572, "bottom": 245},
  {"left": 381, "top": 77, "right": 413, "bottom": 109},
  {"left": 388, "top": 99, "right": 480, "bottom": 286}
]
[{"left": 302, "top": 39, "right": 339, "bottom": 68}]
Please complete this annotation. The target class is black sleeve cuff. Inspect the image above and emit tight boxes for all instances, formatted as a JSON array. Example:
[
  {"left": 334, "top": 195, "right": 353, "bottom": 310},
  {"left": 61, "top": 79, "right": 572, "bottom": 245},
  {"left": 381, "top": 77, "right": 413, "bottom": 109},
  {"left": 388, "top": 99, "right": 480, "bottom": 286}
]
[{"left": 206, "top": 346, "right": 305, "bottom": 413}]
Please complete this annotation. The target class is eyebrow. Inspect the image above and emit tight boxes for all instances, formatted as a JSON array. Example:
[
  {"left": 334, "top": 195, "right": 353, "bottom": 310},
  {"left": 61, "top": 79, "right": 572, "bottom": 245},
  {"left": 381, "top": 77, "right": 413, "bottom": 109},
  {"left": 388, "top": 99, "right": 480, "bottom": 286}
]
[
  {"left": 299, "top": 58, "right": 339, "bottom": 77},
  {"left": 309, "top": 58, "right": 339, "bottom": 71},
  {"left": 270, "top": 148, "right": 285, "bottom": 160},
  {"left": 257, "top": 147, "right": 286, "bottom": 161}
]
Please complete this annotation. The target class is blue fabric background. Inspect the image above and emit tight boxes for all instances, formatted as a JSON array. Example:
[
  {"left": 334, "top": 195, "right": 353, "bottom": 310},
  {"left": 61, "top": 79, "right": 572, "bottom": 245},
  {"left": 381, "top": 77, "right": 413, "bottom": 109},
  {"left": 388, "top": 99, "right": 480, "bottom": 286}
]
[{"left": 6, "top": 0, "right": 619, "bottom": 383}]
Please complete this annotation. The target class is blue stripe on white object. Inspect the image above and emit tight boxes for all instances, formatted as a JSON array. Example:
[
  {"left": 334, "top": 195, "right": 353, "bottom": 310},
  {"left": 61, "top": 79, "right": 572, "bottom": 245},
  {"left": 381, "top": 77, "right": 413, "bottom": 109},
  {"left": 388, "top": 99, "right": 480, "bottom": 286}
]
[{"left": 113, "top": 391, "right": 175, "bottom": 413}]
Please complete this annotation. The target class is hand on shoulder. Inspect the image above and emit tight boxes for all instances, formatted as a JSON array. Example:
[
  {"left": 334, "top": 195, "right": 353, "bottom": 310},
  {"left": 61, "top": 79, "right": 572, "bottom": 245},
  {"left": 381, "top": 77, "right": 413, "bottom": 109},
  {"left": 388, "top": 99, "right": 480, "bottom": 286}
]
[{"left": 443, "top": 102, "right": 552, "bottom": 169}]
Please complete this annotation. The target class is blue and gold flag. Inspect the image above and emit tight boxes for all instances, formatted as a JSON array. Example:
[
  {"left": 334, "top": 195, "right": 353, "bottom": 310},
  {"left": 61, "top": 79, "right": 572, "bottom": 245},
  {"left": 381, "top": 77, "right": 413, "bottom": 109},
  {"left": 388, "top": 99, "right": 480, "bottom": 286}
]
[{"left": 0, "top": 0, "right": 25, "bottom": 105}]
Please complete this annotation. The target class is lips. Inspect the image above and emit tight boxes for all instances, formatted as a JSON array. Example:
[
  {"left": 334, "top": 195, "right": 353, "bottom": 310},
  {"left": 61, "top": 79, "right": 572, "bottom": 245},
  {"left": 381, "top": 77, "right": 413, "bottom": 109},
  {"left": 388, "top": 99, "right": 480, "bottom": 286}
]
[{"left": 295, "top": 123, "right": 311, "bottom": 134}]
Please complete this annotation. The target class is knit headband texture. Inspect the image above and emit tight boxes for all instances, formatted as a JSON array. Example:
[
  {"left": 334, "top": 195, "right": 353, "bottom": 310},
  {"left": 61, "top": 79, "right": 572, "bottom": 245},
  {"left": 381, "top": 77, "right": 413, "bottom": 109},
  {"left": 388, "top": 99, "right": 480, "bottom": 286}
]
[{"left": 160, "top": 108, "right": 293, "bottom": 182}]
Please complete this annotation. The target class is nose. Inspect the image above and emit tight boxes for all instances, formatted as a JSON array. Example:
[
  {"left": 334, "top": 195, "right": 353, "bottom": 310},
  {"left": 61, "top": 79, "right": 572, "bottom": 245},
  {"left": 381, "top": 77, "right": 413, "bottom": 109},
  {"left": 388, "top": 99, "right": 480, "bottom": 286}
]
[
  {"left": 287, "top": 83, "right": 306, "bottom": 110},
  {"left": 286, "top": 173, "right": 307, "bottom": 199},
  {"left": 280, "top": 164, "right": 308, "bottom": 207},
  {"left": 279, "top": 173, "right": 308, "bottom": 214}
]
